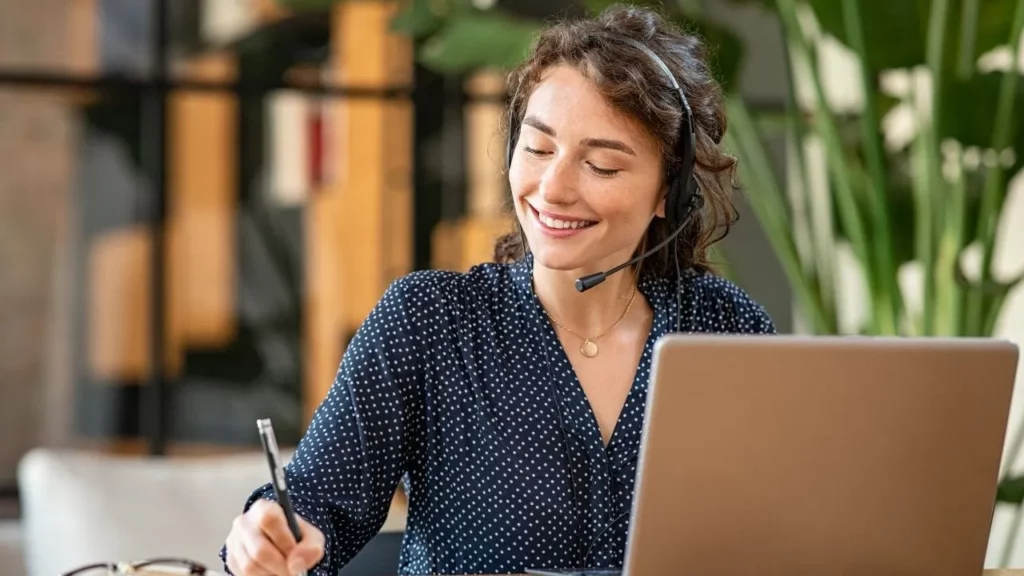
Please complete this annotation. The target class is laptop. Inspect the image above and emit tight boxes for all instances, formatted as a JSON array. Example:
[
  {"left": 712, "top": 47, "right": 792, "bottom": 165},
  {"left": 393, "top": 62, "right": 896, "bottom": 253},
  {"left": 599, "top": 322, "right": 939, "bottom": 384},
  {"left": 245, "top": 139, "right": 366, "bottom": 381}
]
[{"left": 529, "top": 335, "right": 1020, "bottom": 576}]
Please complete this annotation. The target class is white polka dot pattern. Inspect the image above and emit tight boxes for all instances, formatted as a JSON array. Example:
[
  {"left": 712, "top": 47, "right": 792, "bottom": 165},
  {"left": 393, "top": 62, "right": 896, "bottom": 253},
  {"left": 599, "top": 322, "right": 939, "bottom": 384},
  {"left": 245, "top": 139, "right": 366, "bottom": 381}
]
[{"left": 220, "top": 253, "right": 776, "bottom": 576}]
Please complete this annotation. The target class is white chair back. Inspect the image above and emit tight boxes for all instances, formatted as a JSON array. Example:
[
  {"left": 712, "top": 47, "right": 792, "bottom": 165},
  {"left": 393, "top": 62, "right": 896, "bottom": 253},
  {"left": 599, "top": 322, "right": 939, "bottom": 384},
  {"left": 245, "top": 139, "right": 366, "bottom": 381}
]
[{"left": 17, "top": 447, "right": 284, "bottom": 576}]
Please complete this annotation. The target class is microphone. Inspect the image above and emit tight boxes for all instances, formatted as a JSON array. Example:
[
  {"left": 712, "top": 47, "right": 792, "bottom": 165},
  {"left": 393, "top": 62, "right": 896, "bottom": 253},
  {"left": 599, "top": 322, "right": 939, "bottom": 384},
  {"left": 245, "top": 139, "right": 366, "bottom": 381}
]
[{"left": 575, "top": 192, "right": 704, "bottom": 293}]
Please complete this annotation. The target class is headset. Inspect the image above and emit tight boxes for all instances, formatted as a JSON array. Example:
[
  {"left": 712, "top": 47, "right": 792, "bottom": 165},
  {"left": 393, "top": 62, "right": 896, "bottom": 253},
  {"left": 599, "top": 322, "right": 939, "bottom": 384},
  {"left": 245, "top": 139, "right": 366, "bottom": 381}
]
[{"left": 505, "top": 34, "right": 705, "bottom": 304}]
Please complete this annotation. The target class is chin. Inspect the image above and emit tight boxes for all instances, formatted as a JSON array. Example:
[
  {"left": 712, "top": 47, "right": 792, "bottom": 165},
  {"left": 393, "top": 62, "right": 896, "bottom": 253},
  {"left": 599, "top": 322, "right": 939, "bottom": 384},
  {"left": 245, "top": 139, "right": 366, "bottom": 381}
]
[
  {"left": 528, "top": 239, "right": 617, "bottom": 276},
  {"left": 529, "top": 246, "right": 588, "bottom": 271}
]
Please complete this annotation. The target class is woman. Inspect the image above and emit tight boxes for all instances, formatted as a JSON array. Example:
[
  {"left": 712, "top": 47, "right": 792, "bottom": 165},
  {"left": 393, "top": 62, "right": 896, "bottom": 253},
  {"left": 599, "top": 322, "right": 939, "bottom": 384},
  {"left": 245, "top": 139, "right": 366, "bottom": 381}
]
[{"left": 222, "top": 4, "right": 775, "bottom": 575}]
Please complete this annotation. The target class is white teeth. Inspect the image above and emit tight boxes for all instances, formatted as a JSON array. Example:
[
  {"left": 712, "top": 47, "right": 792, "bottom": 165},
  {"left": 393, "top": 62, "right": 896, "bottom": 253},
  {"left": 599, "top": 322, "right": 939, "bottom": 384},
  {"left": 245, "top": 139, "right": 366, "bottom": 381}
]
[{"left": 537, "top": 211, "right": 593, "bottom": 230}]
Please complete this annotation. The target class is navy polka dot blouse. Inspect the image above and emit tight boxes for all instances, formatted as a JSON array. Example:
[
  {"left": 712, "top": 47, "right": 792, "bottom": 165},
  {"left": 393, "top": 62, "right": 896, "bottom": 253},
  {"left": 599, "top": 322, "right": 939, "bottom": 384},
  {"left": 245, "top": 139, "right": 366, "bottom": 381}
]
[{"left": 221, "top": 253, "right": 775, "bottom": 576}]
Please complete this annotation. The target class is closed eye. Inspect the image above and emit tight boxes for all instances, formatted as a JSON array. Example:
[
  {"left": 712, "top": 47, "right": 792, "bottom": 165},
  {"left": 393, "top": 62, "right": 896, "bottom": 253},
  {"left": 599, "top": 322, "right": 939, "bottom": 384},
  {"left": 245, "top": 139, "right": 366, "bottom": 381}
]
[
  {"left": 588, "top": 163, "right": 620, "bottom": 177},
  {"left": 523, "top": 146, "right": 619, "bottom": 177}
]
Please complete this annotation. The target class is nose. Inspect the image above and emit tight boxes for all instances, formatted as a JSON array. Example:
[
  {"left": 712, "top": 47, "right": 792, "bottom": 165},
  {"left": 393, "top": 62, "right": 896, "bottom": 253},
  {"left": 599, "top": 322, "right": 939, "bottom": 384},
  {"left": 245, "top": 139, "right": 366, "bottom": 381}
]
[{"left": 538, "top": 156, "right": 578, "bottom": 206}]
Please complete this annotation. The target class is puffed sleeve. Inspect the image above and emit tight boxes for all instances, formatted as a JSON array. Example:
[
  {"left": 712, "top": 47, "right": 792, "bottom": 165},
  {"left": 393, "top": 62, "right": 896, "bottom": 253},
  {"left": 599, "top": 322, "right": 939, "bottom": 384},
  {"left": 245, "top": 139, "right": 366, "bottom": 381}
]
[
  {"left": 690, "top": 274, "right": 778, "bottom": 335},
  {"left": 221, "top": 275, "right": 426, "bottom": 575},
  {"left": 728, "top": 290, "right": 776, "bottom": 334}
]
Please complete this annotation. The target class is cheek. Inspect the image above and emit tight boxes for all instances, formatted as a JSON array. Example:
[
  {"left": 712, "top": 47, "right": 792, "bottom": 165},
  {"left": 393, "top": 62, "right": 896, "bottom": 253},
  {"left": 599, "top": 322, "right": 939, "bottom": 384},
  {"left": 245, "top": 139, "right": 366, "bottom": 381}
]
[
  {"left": 508, "top": 170, "right": 524, "bottom": 199},
  {"left": 508, "top": 160, "right": 538, "bottom": 200},
  {"left": 592, "top": 183, "right": 660, "bottom": 228},
  {"left": 609, "top": 203, "right": 655, "bottom": 235}
]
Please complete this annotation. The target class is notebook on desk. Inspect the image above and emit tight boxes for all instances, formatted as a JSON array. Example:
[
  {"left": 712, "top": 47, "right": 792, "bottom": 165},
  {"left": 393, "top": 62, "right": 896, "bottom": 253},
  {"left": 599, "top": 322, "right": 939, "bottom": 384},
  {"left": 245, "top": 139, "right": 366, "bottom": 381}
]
[{"left": 528, "top": 336, "right": 1020, "bottom": 576}]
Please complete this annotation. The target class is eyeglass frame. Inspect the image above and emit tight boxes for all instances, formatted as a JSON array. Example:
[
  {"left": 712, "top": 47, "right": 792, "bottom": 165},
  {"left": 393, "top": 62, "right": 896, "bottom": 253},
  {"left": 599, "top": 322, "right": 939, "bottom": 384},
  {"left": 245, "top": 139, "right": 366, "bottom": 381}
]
[{"left": 61, "top": 557, "right": 212, "bottom": 576}]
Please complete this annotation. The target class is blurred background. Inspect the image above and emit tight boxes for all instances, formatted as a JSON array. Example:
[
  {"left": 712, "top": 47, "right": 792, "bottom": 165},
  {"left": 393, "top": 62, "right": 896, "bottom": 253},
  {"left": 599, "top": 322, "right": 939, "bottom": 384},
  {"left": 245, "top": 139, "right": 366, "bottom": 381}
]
[{"left": 0, "top": 0, "right": 1022, "bottom": 574}]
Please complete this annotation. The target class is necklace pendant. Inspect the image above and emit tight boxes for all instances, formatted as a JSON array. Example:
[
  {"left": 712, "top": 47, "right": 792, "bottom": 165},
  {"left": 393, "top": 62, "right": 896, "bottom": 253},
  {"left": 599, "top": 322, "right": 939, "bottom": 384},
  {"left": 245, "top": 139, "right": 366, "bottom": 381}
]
[{"left": 580, "top": 339, "right": 599, "bottom": 358}]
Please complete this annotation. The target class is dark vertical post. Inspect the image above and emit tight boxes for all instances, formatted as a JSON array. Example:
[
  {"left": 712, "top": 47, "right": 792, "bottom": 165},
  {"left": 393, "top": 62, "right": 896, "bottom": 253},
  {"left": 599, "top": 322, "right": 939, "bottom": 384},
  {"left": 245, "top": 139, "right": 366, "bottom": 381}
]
[
  {"left": 142, "top": 0, "right": 171, "bottom": 456},
  {"left": 440, "top": 75, "right": 468, "bottom": 223},
  {"left": 412, "top": 62, "right": 444, "bottom": 271}
]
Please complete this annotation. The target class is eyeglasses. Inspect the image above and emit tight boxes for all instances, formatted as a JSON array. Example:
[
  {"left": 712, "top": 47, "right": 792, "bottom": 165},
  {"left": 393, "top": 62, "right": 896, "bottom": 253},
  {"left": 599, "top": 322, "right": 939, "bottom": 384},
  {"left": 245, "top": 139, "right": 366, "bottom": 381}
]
[{"left": 61, "top": 557, "right": 217, "bottom": 576}]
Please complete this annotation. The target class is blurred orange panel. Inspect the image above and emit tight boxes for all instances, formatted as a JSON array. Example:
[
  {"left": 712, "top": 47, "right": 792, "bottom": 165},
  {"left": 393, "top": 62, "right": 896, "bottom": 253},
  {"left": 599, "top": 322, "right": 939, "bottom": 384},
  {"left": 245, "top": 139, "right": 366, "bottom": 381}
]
[
  {"left": 459, "top": 216, "right": 511, "bottom": 271},
  {"left": 87, "top": 225, "right": 191, "bottom": 381},
  {"left": 333, "top": 1, "right": 413, "bottom": 329},
  {"left": 427, "top": 71, "right": 510, "bottom": 274},
  {"left": 304, "top": 189, "right": 345, "bottom": 424},
  {"left": 465, "top": 71, "right": 507, "bottom": 219},
  {"left": 384, "top": 99, "right": 413, "bottom": 284},
  {"left": 87, "top": 226, "right": 152, "bottom": 382},
  {"left": 168, "top": 53, "right": 238, "bottom": 352},
  {"left": 67, "top": 0, "right": 98, "bottom": 77},
  {"left": 431, "top": 220, "right": 462, "bottom": 272},
  {"left": 301, "top": 2, "right": 412, "bottom": 418}
]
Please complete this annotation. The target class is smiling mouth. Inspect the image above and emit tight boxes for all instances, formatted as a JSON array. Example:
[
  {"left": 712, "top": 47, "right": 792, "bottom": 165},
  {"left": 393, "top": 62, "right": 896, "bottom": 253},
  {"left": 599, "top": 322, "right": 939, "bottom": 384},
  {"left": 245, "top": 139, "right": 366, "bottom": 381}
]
[{"left": 531, "top": 205, "right": 597, "bottom": 230}]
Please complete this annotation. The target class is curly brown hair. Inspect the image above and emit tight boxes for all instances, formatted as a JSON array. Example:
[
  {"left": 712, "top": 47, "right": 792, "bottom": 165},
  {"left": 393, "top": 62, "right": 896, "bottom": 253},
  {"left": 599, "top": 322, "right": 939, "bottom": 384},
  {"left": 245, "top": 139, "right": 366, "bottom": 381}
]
[{"left": 494, "top": 3, "right": 739, "bottom": 278}]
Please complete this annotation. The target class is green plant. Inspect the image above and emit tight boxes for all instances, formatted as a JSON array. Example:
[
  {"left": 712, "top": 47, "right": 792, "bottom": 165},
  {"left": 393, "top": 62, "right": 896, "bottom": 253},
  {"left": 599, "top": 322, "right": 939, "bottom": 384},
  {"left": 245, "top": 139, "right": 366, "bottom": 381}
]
[
  {"left": 720, "top": 2, "right": 1024, "bottom": 564},
  {"left": 724, "top": 0, "right": 1024, "bottom": 340}
]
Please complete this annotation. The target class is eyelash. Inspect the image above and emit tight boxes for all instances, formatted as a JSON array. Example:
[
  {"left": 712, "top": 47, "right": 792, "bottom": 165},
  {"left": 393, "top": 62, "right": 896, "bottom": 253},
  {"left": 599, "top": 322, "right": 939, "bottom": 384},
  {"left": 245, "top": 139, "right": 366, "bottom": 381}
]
[{"left": 522, "top": 146, "right": 621, "bottom": 178}]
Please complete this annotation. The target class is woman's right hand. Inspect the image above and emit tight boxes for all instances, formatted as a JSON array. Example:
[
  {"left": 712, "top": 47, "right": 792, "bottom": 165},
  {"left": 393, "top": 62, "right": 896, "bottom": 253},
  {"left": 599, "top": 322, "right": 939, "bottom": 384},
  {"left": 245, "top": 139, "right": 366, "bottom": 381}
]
[{"left": 225, "top": 498, "right": 325, "bottom": 576}]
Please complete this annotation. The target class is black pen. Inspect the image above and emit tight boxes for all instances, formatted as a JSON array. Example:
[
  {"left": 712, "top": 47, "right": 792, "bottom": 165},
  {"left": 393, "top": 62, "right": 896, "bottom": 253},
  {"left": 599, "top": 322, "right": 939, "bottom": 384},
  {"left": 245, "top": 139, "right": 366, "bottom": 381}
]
[{"left": 257, "top": 418, "right": 306, "bottom": 576}]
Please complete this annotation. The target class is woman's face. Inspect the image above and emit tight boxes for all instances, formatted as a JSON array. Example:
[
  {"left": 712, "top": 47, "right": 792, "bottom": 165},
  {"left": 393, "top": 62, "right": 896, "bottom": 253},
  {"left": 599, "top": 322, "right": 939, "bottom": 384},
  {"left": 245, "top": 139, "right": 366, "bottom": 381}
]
[{"left": 508, "top": 63, "right": 666, "bottom": 276}]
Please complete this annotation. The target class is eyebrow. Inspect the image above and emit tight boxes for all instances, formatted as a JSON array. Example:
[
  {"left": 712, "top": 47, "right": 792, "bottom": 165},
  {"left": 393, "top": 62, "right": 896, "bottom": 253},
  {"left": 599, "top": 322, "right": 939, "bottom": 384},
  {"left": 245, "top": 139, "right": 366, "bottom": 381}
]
[{"left": 522, "top": 114, "right": 637, "bottom": 156}]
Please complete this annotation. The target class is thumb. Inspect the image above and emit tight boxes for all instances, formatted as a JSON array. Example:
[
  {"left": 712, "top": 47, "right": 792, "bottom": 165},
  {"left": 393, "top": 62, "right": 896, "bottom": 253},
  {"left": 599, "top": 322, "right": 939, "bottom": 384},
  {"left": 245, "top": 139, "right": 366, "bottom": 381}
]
[
  {"left": 287, "top": 523, "right": 325, "bottom": 571},
  {"left": 287, "top": 545, "right": 322, "bottom": 573}
]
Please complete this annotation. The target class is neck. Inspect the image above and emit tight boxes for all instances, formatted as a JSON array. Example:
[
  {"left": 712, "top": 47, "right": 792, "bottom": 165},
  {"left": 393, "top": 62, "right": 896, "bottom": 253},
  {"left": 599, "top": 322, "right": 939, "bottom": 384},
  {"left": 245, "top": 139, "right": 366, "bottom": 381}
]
[{"left": 532, "top": 261, "right": 639, "bottom": 336}]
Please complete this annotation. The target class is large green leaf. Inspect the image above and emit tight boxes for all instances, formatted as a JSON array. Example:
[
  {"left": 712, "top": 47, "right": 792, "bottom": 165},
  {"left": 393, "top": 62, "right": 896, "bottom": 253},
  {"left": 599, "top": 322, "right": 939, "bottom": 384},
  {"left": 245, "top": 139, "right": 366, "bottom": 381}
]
[
  {"left": 390, "top": 0, "right": 447, "bottom": 40},
  {"left": 942, "top": 71, "right": 1024, "bottom": 171},
  {"left": 719, "top": 0, "right": 776, "bottom": 8},
  {"left": 997, "top": 475, "right": 1024, "bottom": 505},
  {"left": 808, "top": 0, "right": 926, "bottom": 70},
  {"left": 272, "top": 0, "right": 335, "bottom": 10},
  {"left": 417, "top": 11, "right": 543, "bottom": 74},
  {"left": 581, "top": 0, "right": 665, "bottom": 15},
  {"left": 725, "top": 0, "right": 1018, "bottom": 73},
  {"left": 968, "top": 0, "right": 1024, "bottom": 67}
]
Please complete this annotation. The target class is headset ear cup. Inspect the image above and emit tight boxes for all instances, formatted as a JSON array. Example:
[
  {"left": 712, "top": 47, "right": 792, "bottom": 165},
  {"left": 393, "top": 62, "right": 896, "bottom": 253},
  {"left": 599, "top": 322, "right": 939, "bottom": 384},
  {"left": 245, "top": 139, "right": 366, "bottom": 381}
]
[
  {"left": 662, "top": 175, "right": 681, "bottom": 230},
  {"left": 672, "top": 186, "right": 684, "bottom": 230}
]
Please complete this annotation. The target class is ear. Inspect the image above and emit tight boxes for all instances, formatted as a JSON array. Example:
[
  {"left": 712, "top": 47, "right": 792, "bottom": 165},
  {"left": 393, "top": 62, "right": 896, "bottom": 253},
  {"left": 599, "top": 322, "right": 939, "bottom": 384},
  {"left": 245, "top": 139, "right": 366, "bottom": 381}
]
[{"left": 655, "top": 185, "right": 668, "bottom": 218}]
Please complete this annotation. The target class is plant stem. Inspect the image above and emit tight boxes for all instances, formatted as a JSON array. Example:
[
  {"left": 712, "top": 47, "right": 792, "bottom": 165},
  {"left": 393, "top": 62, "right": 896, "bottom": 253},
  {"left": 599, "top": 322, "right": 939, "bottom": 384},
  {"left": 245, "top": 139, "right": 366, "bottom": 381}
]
[
  {"left": 841, "top": 0, "right": 901, "bottom": 334},
  {"left": 958, "top": 0, "right": 979, "bottom": 79},
  {"left": 726, "top": 98, "right": 833, "bottom": 333},
  {"left": 939, "top": 0, "right": 978, "bottom": 335},
  {"left": 776, "top": 0, "right": 876, "bottom": 333},
  {"left": 909, "top": 79, "right": 932, "bottom": 336},
  {"left": 919, "top": 0, "right": 951, "bottom": 335},
  {"left": 781, "top": 29, "right": 835, "bottom": 328},
  {"left": 966, "top": 0, "right": 1024, "bottom": 336},
  {"left": 935, "top": 158, "right": 966, "bottom": 335}
]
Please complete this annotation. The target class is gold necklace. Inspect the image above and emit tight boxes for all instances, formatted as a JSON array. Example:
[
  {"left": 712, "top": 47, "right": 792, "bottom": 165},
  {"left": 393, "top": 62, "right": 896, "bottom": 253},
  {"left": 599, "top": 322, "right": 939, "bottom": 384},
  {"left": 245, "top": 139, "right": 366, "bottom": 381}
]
[{"left": 544, "top": 286, "right": 638, "bottom": 358}]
